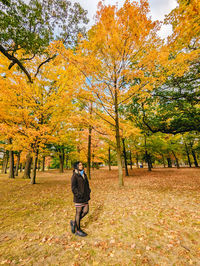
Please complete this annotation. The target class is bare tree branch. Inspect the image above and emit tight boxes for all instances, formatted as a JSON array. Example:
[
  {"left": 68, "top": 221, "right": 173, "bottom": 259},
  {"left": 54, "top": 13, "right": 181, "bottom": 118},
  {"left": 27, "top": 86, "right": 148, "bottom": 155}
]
[
  {"left": 0, "top": 44, "right": 33, "bottom": 83},
  {"left": 34, "top": 54, "right": 57, "bottom": 77}
]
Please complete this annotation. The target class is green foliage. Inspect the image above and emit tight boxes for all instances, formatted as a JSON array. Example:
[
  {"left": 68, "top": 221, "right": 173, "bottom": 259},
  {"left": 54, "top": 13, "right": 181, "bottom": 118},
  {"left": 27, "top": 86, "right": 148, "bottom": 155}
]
[
  {"left": 0, "top": 0, "right": 89, "bottom": 54},
  {"left": 124, "top": 60, "right": 200, "bottom": 134},
  {"left": 0, "top": 0, "right": 89, "bottom": 82},
  {"left": 49, "top": 156, "right": 59, "bottom": 169}
]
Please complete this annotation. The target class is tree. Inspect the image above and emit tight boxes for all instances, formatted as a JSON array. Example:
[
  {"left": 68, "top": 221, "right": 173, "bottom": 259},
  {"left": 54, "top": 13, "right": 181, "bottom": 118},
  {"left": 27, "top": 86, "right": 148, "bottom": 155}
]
[
  {"left": 53, "top": 0, "right": 161, "bottom": 186},
  {"left": 0, "top": 0, "right": 89, "bottom": 83},
  {"left": 132, "top": 0, "right": 200, "bottom": 134},
  {"left": 0, "top": 52, "right": 81, "bottom": 183}
]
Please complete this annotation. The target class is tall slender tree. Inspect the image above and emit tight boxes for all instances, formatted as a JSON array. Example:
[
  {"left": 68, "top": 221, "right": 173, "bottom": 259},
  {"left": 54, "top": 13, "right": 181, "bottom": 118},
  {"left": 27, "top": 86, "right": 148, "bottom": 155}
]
[{"left": 54, "top": 0, "right": 161, "bottom": 186}]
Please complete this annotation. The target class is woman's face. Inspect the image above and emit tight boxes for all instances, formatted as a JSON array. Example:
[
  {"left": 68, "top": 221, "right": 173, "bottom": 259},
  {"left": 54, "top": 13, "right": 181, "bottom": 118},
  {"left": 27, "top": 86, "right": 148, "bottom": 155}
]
[{"left": 78, "top": 162, "right": 83, "bottom": 170}]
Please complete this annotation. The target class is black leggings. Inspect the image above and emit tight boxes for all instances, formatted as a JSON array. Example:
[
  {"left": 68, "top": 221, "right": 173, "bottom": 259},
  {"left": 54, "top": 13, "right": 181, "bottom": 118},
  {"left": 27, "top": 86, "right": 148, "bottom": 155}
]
[{"left": 74, "top": 204, "right": 89, "bottom": 231}]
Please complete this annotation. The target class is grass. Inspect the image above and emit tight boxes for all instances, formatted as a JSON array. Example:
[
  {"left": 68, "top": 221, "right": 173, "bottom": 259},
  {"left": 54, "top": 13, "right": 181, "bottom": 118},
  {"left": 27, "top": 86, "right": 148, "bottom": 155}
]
[{"left": 0, "top": 167, "right": 200, "bottom": 265}]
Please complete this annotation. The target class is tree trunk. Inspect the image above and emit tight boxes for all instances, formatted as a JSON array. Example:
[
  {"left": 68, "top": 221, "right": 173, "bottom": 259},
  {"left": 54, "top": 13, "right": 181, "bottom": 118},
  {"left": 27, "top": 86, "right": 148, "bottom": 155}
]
[
  {"left": 87, "top": 102, "right": 93, "bottom": 178},
  {"left": 144, "top": 135, "right": 151, "bottom": 171},
  {"left": 189, "top": 142, "right": 199, "bottom": 167},
  {"left": 122, "top": 138, "right": 129, "bottom": 176},
  {"left": 23, "top": 152, "right": 32, "bottom": 179},
  {"left": 8, "top": 138, "right": 14, "bottom": 178},
  {"left": 1, "top": 150, "right": 9, "bottom": 174},
  {"left": 115, "top": 127, "right": 123, "bottom": 186},
  {"left": 114, "top": 82, "right": 124, "bottom": 186},
  {"left": 108, "top": 146, "right": 111, "bottom": 171},
  {"left": 149, "top": 154, "right": 153, "bottom": 169},
  {"left": 191, "top": 149, "right": 199, "bottom": 167},
  {"left": 92, "top": 153, "right": 95, "bottom": 170},
  {"left": 65, "top": 153, "right": 69, "bottom": 169},
  {"left": 145, "top": 150, "right": 152, "bottom": 171},
  {"left": 184, "top": 143, "right": 191, "bottom": 167},
  {"left": 167, "top": 157, "right": 172, "bottom": 168},
  {"left": 31, "top": 149, "right": 39, "bottom": 184},
  {"left": 37, "top": 159, "right": 40, "bottom": 171},
  {"left": 15, "top": 151, "right": 21, "bottom": 176},
  {"left": 162, "top": 154, "right": 166, "bottom": 168},
  {"left": 87, "top": 124, "right": 92, "bottom": 179},
  {"left": 129, "top": 150, "right": 133, "bottom": 170},
  {"left": 122, "top": 156, "right": 125, "bottom": 168},
  {"left": 136, "top": 152, "right": 139, "bottom": 168},
  {"left": 59, "top": 148, "right": 65, "bottom": 173},
  {"left": 42, "top": 156, "right": 45, "bottom": 171},
  {"left": 172, "top": 150, "right": 180, "bottom": 168},
  {"left": 19, "top": 163, "right": 23, "bottom": 172}
]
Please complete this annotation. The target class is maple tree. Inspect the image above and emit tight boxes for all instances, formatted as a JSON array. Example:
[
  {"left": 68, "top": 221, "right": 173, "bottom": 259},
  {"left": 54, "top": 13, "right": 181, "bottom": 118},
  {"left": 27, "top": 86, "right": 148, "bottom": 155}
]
[
  {"left": 166, "top": 0, "right": 199, "bottom": 51},
  {"left": 0, "top": 0, "right": 199, "bottom": 182},
  {"left": 0, "top": 51, "right": 83, "bottom": 183},
  {"left": 52, "top": 0, "right": 162, "bottom": 186}
]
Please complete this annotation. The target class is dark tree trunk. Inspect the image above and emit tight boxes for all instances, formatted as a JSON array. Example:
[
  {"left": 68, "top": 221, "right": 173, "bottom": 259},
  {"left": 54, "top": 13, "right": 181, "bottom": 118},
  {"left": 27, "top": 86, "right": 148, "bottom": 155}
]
[
  {"left": 144, "top": 135, "right": 151, "bottom": 171},
  {"left": 184, "top": 143, "right": 191, "bottom": 167},
  {"left": 115, "top": 125, "right": 123, "bottom": 185},
  {"left": 15, "top": 151, "right": 21, "bottom": 176},
  {"left": 108, "top": 146, "right": 111, "bottom": 171},
  {"left": 167, "top": 157, "right": 172, "bottom": 168},
  {"left": 23, "top": 152, "right": 32, "bottom": 179},
  {"left": 92, "top": 153, "right": 95, "bottom": 170},
  {"left": 114, "top": 83, "right": 123, "bottom": 186},
  {"left": 189, "top": 142, "right": 199, "bottom": 167},
  {"left": 19, "top": 163, "right": 23, "bottom": 172},
  {"left": 31, "top": 149, "right": 39, "bottom": 184},
  {"left": 59, "top": 148, "right": 65, "bottom": 173},
  {"left": 8, "top": 138, "right": 15, "bottom": 178},
  {"left": 149, "top": 154, "right": 153, "bottom": 169},
  {"left": 129, "top": 150, "right": 133, "bottom": 170},
  {"left": 42, "top": 156, "right": 45, "bottom": 171},
  {"left": 162, "top": 154, "right": 166, "bottom": 168},
  {"left": 87, "top": 124, "right": 92, "bottom": 179},
  {"left": 172, "top": 150, "right": 180, "bottom": 168},
  {"left": 122, "top": 138, "right": 129, "bottom": 176},
  {"left": 191, "top": 149, "right": 199, "bottom": 167},
  {"left": 136, "top": 152, "right": 139, "bottom": 168},
  {"left": 145, "top": 150, "right": 152, "bottom": 171},
  {"left": 65, "top": 153, "right": 69, "bottom": 169},
  {"left": 2, "top": 150, "right": 9, "bottom": 174}
]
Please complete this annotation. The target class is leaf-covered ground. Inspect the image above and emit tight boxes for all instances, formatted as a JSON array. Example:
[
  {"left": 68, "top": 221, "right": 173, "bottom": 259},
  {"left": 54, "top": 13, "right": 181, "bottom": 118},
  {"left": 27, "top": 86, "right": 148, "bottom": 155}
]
[{"left": 0, "top": 167, "right": 200, "bottom": 265}]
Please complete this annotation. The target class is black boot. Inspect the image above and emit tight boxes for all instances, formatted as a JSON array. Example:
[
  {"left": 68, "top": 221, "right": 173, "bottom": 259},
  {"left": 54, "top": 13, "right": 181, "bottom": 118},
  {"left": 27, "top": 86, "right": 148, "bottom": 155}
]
[
  {"left": 75, "top": 229, "right": 87, "bottom": 237},
  {"left": 79, "top": 228, "right": 88, "bottom": 236},
  {"left": 70, "top": 220, "right": 75, "bottom": 234}
]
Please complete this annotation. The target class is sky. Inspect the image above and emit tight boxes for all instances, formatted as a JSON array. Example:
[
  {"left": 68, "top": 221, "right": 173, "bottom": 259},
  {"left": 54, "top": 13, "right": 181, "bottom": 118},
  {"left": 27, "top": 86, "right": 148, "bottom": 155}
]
[
  {"left": 74, "top": 0, "right": 178, "bottom": 39},
  {"left": 23, "top": 0, "right": 178, "bottom": 39}
]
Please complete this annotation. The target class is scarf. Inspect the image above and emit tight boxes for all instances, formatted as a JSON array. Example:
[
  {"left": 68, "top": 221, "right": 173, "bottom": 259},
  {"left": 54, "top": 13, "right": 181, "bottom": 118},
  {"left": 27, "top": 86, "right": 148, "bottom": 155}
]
[{"left": 80, "top": 169, "right": 84, "bottom": 177}]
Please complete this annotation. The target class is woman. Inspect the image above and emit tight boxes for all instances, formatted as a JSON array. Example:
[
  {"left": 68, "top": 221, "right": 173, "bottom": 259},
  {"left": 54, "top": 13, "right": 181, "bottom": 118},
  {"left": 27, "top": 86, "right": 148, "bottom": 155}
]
[{"left": 70, "top": 161, "right": 91, "bottom": 237}]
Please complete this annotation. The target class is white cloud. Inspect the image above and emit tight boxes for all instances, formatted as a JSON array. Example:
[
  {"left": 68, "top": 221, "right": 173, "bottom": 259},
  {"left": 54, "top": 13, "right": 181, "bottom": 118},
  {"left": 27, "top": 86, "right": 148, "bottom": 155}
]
[
  {"left": 148, "top": 0, "right": 178, "bottom": 39},
  {"left": 149, "top": 0, "right": 178, "bottom": 21}
]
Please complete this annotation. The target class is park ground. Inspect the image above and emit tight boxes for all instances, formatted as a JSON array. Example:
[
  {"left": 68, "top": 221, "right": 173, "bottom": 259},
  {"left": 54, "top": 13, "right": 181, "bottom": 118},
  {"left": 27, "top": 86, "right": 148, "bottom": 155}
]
[{"left": 0, "top": 167, "right": 200, "bottom": 265}]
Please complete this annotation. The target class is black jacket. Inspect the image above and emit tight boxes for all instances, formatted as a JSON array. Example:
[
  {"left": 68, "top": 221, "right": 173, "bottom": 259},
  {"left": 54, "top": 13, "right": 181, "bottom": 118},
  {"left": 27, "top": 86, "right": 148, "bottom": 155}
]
[{"left": 71, "top": 169, "right": 91, "bottom": 203}]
